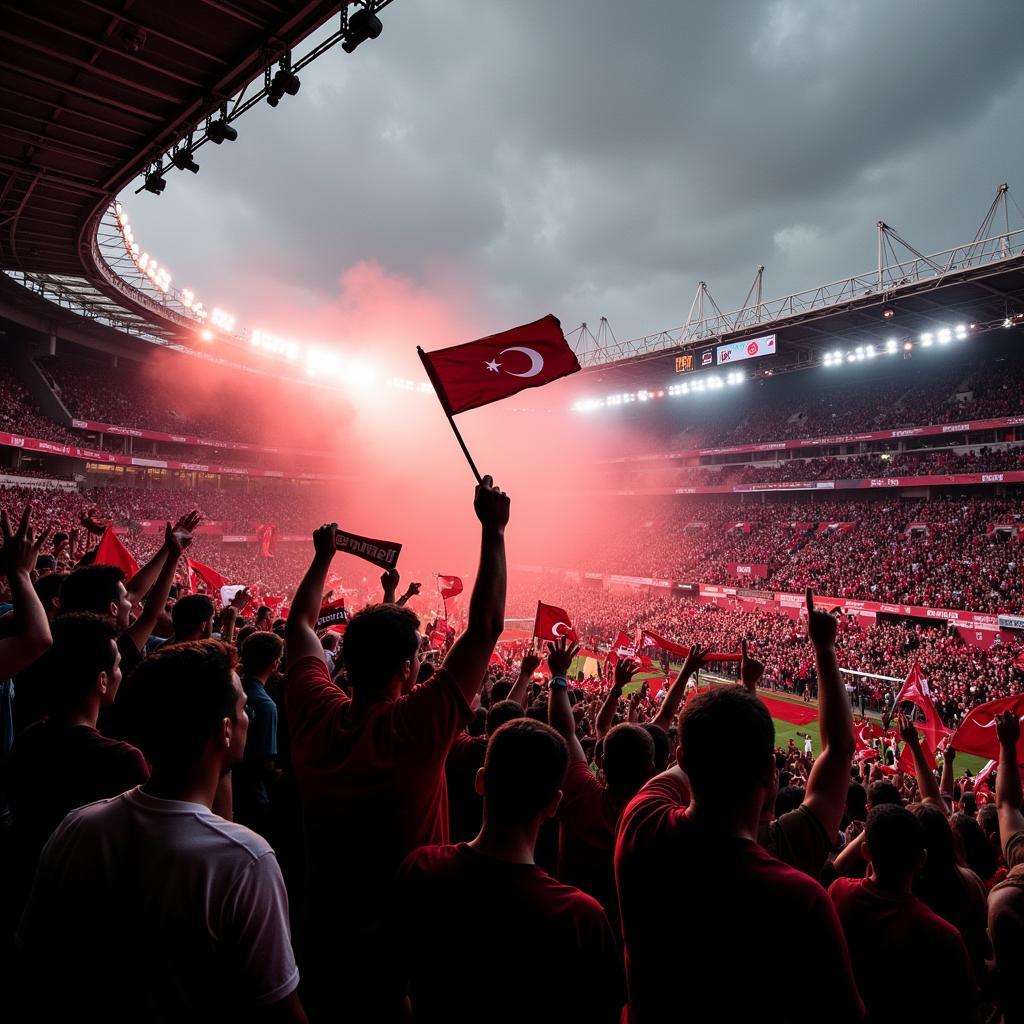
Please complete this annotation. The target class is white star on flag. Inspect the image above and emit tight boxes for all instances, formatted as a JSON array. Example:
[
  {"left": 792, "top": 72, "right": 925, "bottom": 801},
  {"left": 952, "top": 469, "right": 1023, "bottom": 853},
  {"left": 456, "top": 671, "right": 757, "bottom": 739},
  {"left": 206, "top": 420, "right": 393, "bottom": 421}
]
[{"left": 485, "top": 359, "right": 501, "bottom": 372}]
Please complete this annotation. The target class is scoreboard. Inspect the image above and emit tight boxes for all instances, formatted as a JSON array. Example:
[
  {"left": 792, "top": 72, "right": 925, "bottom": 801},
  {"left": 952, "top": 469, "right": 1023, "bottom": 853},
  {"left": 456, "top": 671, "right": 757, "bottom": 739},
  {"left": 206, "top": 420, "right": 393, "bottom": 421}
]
[{"left": 674, "top": 353, "right": 694, "bottom": 374}]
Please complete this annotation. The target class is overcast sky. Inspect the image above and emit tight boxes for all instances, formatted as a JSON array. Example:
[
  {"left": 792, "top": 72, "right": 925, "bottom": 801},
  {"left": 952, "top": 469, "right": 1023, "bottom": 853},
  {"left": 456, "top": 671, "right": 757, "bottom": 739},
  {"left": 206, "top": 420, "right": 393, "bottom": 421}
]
[{"left": 124, "top": 0, "right": 1024, "bottom": 369}]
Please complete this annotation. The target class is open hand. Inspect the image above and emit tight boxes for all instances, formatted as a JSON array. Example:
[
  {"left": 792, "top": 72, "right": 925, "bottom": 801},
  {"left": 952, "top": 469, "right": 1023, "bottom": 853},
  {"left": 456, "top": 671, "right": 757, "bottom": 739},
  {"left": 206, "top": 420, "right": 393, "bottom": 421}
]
[
  {"left": 995, "top": 710, "right": 1021, "bottom": 748},
  {"left": 615, "top": 657, "right": 640, "bottom": 690},
  {"left": 520, "top": 651, "right": 541, "bottom": 677},
  {"left": 547, "top": 635, "right": 580, "bottom": 678},
  {"left": 680, "top": 642, "right": 705, "bottom": 679},
  {"left": 168, "top": 510, "right": 201, "bottom": 553},
  {"left": 740, "top": 639, "right": 765, "bottom": 691},
  {"left": 0, "top": 505, "right": 51, "bottom": 577}
]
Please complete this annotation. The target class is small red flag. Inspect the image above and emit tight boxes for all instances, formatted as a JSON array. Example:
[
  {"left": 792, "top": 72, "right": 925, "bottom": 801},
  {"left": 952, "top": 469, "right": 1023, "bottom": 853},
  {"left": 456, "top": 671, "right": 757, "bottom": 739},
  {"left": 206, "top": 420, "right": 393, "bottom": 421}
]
[
  {"left": 637, "top": 627, "right": 741, "bottom": 663},
  {"left": 438, "top": 575, "right": 464, "bottom": 601},
  {"left": 895, "top": 662, "right": 948, "bottom": 752},
  {"left": 94, "top": 527, "right": 139, "bottom": 581},
  {"left": 188, "top": 557, "right": 228, "bottom": 594},
  {"left": 951, "top": 693, "right": 1024, "bottom": 762},
  {"left": 533, "top": 601, "right": 578, "bottom": 643},
  {"left": 419, "top": 315, "right": 579, "bottom": 416}
]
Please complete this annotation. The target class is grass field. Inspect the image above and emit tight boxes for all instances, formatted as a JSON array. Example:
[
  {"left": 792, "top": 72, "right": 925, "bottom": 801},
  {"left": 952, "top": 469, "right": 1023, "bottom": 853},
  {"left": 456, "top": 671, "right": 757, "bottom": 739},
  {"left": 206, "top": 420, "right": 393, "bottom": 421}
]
[{"left": 569, "top": 659, "right": 988, "bottom": 775}]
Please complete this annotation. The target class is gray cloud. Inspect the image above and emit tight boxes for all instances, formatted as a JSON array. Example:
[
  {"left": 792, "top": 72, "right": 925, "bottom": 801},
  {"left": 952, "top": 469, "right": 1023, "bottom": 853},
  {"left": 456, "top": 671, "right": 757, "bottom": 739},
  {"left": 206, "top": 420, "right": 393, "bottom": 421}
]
[{"left": 126, "top": 0, "right": 1024, "bottom": 347}]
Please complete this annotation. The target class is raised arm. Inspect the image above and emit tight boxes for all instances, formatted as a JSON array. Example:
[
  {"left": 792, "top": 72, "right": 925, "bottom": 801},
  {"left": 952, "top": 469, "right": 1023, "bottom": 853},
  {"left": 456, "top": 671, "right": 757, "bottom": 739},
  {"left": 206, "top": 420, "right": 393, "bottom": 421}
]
[
  {"left": 286, "top": 524, "right": 336, "bottom": 665},
  {"left": 547, "top": 637, "right": 586, "bottom": 764},
  {"left": 651, "top": 643, "right": 705, "bottom": 732},
  {"left": 440, "top": 475, "right": 509, "bottom": 704},
  {"left": 125, "top": 515, "right": 198, "bottom": 650},
  {"left": 396, "top": 580, "right": 421, "bottom": 608},
  {"left": 995, "top": 711, "right": 1024, "bottom": 851},
  {"left": 125, "top": 510, "right": 199, "bottom": 605},
  {"left": 0, "top": 506, "right": 52, "bottom": 677},
  {"left": 507, "top": 650, "right": 540, "bottom": 706},
  {"left": 896, "top": 712, "right": 945, "bottom": 810},
  {"left": 801, "top": 588, "right": 856, "bottom": 841},
  {"left": 596, "top": 659, "right": 637, "bottom": 739},
  {"left": 380, "top": 569, "right": 400, "bottom": 605},
  {"left": 939, "top": 742, "right": 956, "bottom": 806},
  {"left": 739, "top": 638, "right": 765, "bottom": 695}
]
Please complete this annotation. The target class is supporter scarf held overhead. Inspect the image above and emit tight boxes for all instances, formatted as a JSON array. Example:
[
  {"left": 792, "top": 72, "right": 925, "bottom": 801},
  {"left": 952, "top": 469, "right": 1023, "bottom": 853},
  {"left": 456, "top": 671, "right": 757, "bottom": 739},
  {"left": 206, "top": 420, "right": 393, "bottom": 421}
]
[{"left": 417, "top": 315, "right": 580, "bottom": 481}]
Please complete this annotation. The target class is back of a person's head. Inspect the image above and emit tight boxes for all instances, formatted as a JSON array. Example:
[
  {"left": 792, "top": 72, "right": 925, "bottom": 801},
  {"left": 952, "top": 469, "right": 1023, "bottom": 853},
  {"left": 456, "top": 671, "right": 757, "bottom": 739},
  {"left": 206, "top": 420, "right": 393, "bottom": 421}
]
[
  {"left": 865, "top": 803, "right": 926, "bottom": 886},
  {"left": 679, "top": 687, "right": 773, "bottom": 805},
  {"left": 467, "top": 707, "right": 487, "bottom": 738},
  {"left": 44, "top": 613, "right": 117, "bottom": 714},
  {"left": 643, "top": 722, "right": 670, "bottom": 773},
  {"left": 775, "top": 785, "right": 805, "bottom": 818},
  {"left": 977, "top": 803, "right": 999, "bottom": 841},
  {"left": 59, "top": 564, "right": 125, "bottom": 615},
  {"left": 34, "top": 572, "right": 68, "bottom": 615},
  {"left": 603, "top": 723, "right": 655, "bottom": 794},
  {"left": 171, "top": 594, "right": 215, "bottom": 638},
  {"left": 951, "top": 812, "right": 997, "bottom": 882},
  {"left": 490, "top": 681, "right": 513, "bottom": 703},
  {"left": 129, "top": 640, "right": 238, "bottom": 774},
  {"left": 235, "top": 624, "right": 256, "bottom": 649},
  {"left": 846, "top": 781, "right": 868, "bottom": 821},
  {"left": 240, "top": 630, "right": 283, "bottom": 677},
  {"left": 482, "top": 719, "right": 568, "bottom": 824},
  {"left": 486, "top": 698, "right": 523, "bottom": 735},
  {"left": 867, "top": 780, "right": 902, "bottom": 808},
  {"left": 342, "top": 603, "right": 419, "bottom": 691},
  {"left": 417, "top": 661, "right": 436, "bottom": 685},
  {"left": 910, "top": 803, "right": 961, "bottom": 896},
  {"left": 958, "top": 791, "right": 978, "bottom": 817}
]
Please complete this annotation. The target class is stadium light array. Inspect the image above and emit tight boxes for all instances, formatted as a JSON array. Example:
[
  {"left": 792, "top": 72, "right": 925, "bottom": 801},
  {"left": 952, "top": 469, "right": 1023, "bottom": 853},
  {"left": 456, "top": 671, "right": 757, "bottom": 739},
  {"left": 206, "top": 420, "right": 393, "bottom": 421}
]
[
  {"left": 574, "top": 370, "right": 743, "bottom": 412},
  {"left": 822, "top": 322, "right": 972, "bottom": 367}
]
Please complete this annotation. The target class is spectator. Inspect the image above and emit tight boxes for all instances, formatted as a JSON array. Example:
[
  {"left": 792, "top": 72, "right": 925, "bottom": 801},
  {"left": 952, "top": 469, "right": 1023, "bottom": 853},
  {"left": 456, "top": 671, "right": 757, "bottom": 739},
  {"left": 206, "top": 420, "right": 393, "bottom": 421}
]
[
  {"left": 829, "top": 804, "right": 979, "bottom": 1022},
  {"left": 615, "top": 684, "right": 863, "bottom": 1022},
  {"left": 284, "top": 475, "right": 509, "bottom": 1017},
  {"left": 16, "top": 640, "right": 304, "bottom": 1020},
  {"left": 167, "top": 593, "right": 215, "bottom": 644},
  {"left": 392, "top": 719, "right": 624, "bottom": 1022}
]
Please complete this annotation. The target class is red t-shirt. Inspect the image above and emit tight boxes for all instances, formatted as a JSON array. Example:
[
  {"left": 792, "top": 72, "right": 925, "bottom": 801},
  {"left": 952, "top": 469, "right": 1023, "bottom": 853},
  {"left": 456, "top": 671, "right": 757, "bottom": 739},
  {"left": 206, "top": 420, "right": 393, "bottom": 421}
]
[
  {"left": 284, "top": 656, "right": 472, "bottom": 946},
  {"left": 615, "top": 775, "right": 863, "bottom": 1023},
  {"left": 557, "top": 761, "right": 631, "bottom": 921},
  {"left": 392, "top": 842, "right": 625, "bottom": 1023},
  {"left": 828, "top": 877, "right": 978, "bottom": 1022}
]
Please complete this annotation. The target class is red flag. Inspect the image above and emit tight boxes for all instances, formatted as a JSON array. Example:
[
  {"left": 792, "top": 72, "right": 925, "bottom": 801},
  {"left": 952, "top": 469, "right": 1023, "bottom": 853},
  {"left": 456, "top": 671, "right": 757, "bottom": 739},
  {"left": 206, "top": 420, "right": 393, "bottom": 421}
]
[
  {"left": 637, "top": 627, "right": 741, "bottom": 663},
  {"left": 428, "top": 626, "right": 449, "bottom": 651},
  {"left": 188, "top": 558, "right": 228, "bottom": 594},
  {"left": 897, "top": 734, "right": 937, "bottom": 774},
  {"left": 438, "top": 575, "right": 464, "bottom": 600},
  {"left": 1013, "top": 652, "right": 1024, "bottom": 672},
  {"left": 951, "top": 693, "right": 1024, "bottom": 762},
  {"left": 257, "top": 524, "right": 275, "bottom": 558},
  {"left": 533, "top": 601, "right": 578, "bottom": 643},
  {"left": 94, "top": 527, "right": 139, "bottom": 580},
  {"left": 419, "top": 315, "right": 579, "bottom": 416},
  {"left": 895, "top": 662, "right": 948, "bottom": 752}
]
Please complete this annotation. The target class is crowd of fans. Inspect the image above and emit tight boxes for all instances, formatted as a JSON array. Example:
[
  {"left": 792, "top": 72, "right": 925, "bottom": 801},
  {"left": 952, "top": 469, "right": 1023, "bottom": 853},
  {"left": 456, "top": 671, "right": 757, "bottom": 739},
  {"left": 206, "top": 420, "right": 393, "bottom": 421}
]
[
  {"left": 555, "top": 495, "right": 1024, "bottom": 614},
  {"left": 2, "top": 476, "right": 1024, "bottom": 1022}
]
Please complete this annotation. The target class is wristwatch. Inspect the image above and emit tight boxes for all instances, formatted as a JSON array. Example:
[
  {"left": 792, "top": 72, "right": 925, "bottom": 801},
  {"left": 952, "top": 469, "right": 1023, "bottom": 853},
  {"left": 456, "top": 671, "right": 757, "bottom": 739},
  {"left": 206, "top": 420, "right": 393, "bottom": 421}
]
[{"left": 550, "top": 676, "right": 568, "bottom": 690}]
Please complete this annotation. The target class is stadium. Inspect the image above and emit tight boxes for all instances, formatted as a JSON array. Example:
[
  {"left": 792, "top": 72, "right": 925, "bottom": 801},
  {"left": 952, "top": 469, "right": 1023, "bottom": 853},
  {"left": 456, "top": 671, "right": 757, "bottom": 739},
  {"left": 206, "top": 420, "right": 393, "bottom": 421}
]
[{"left": 2, "top": 3, "right": 1024, "bottom": 1021}]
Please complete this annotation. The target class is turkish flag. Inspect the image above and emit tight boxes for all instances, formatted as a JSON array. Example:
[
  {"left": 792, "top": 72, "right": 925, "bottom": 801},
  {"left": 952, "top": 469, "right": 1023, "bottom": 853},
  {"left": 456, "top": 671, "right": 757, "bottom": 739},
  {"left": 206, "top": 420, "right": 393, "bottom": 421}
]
[
  {"left": 533, "top": 601, "right": 578, "bottom": 643},
  {"left": 419, "top": 315, "right": 580, "bottom": 416},
  {"left": 897, "top": 735, "right": 937, "bottom": 775},
  {"left": 188, "top": 557, "right": 228, "bottom": 594},
  {"left": 94, "top": 527, "right": 139, "bottom": 581},
  {"left": 637, "top": 627, "right": 741, "bottom": 663},
  {"left": 894, "top": 662, "right": 948, "bottom": 751},
  {"left": 438, "top": 575, "right": 464, "bottom": 601},
  {"left": 951, "top": 693, "right": 1024, "bottom": 762}
]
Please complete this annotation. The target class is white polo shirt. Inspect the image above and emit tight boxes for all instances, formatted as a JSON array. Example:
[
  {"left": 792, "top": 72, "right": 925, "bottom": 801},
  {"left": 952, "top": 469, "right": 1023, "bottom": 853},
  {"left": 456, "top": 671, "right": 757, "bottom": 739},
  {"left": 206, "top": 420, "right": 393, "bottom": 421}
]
[{"left": 18, "top": 786, "right": 299, "bottom": 1018}]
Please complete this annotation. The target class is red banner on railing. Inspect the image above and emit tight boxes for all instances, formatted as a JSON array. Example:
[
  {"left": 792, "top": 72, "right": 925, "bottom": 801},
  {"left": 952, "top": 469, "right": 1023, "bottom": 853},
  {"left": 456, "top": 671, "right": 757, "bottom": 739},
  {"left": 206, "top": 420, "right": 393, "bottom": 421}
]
[{"left": 727, "top": 563, "right": 769, "bottom": 578}]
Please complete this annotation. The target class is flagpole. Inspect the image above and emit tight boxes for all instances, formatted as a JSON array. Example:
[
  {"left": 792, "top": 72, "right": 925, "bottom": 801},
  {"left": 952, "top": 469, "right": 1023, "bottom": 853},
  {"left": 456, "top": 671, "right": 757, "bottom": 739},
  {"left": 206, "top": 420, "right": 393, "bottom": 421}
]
[{"left": 417, "top": 346, "right": 482, "bottom": 484}]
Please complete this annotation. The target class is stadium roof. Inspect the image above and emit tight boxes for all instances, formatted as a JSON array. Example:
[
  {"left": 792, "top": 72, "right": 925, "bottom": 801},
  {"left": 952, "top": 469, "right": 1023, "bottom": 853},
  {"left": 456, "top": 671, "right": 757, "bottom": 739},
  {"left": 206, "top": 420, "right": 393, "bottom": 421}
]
[{"left": 0, "top": 0, "right": 349, "bottom": 352}]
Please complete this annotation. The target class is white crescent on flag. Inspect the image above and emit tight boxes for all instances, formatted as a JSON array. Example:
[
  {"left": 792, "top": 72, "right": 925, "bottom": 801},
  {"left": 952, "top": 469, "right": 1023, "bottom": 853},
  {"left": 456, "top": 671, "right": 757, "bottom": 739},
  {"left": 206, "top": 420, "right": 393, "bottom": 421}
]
[
  {"left": 551, "top": 621, "right": 572, "bottom": 637},
  {"left": 500, "top": 346, "right": 544, "bottom": 378}
]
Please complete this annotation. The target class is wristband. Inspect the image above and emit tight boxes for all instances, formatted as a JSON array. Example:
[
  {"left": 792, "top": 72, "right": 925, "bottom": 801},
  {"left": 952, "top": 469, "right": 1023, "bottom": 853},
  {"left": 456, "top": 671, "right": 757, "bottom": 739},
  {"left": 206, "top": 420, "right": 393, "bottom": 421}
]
[{"left": 550, "top": 676, "right": 568, "bottom": 690}]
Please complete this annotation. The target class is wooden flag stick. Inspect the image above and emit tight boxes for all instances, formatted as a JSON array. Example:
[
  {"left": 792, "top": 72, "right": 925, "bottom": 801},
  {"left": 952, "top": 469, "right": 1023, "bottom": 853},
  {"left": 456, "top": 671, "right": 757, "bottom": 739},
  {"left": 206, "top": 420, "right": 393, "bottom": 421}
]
[{"left": 417, "top": 346, "right": 482, "bottom": 484}]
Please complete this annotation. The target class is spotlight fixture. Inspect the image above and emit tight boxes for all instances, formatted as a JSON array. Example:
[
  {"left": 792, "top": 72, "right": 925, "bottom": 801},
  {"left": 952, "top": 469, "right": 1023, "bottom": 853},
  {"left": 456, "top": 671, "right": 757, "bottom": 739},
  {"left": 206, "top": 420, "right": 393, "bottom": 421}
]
[
  {"left": 172, "top": 150, "right": 199, "bottom": 174},
  {"left": 882, "top": 306, "right": 895, "bottom": 318},
  {"left": 207, "top": 119, "right": 238, "bottom": 144},
  {"left": 267, "top": 69, "right": 301, "bottom": 107},
  {"left": 143, "top": 169, "right": 166, "bottom": 195},
  {"left": 343, "top": 7, "right": 383, "bottom": 52}
]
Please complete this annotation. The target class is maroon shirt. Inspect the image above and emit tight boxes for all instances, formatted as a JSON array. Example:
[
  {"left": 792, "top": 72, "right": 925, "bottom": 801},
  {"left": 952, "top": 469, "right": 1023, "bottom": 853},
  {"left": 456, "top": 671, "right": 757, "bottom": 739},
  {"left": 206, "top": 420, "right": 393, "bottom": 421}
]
[
  {"left": 284, "top": 657, "right": 472, "bottom": 948},
  {"left": 615, "top": 774, "right": 863, "bottom": 1023},
  {"left": 829, "top": 877, "right": 978, "bottom": 1023},
  {"left": 393, "top": 842, "right": 624, "bottom": 1023},
  {"left": 4, "top": 720, "right": 149, "bottom": 872},
  {"left": 557, "top": 761, "right": 632, "bottom": 920}
]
